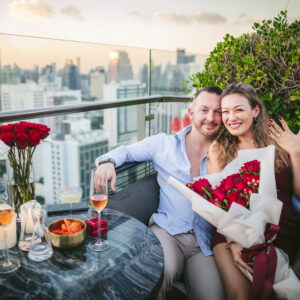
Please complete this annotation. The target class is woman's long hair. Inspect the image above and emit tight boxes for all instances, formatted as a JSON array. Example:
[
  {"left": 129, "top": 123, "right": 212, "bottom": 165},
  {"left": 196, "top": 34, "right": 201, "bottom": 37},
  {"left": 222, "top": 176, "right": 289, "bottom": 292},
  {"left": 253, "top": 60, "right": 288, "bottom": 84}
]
[{"left": 214, "top": 82, "right": 289, "bottom": 172}]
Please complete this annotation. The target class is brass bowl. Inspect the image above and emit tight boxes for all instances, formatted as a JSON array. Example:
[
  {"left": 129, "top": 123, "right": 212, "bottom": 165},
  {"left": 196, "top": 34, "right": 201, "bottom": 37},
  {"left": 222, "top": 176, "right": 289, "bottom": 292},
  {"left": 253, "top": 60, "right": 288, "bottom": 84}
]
[{"left": 48, "top": 218, "right": 86, "bottom": 250}]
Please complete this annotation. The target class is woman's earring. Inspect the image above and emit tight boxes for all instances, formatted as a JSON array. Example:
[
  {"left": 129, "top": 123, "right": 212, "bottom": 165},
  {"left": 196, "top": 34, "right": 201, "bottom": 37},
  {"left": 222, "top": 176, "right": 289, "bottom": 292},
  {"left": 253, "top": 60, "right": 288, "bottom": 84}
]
[{"left": 253, "top": 117, "right": 257, "bottom": 127}]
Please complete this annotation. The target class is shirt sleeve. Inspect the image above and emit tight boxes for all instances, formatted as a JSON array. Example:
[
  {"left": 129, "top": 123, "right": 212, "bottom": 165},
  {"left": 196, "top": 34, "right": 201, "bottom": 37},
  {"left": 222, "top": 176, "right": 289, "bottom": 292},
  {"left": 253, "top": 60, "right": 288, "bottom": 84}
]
[{"left": 95, "top": 133, "right": 167, "bottom": 168}]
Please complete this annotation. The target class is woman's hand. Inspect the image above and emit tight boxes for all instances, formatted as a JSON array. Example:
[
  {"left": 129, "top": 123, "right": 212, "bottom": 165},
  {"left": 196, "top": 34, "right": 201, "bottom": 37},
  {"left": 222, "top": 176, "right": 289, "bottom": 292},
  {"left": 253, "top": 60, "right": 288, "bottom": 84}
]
[
  {"left": 267, "top": 117, "right": 300, "bottom": 156},
  {"left": 207, "top": 141, "right": 225, "bottom": 174},
  {"left": 230, "top": 243, "right": 253, "bottom": 277}
]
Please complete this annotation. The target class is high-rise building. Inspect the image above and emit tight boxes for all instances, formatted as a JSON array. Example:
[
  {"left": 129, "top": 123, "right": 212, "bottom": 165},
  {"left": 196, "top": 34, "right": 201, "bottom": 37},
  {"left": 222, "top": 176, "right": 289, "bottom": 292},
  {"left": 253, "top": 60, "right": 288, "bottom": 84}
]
[
  {"left": 107, "top": 51, "right": 133, "bottom": 83},
  {"left": 0, "top": 65, "right": 19, "bottom": 84},
  {"left": 0, "top": 82, "right": 46, "bottom": 111},
  {"left": 90, "top": 67, "right": 106, "bottom": 100},
  {"left": 176, "top": 49, "right": 196, "bottom": 64},
  {"left": 43, "top": 116, "right": 109, "bottom": 203},
  {"left": 62, "top": 59, "right": 81, "bottom": 90},
  {"left": 103, "top": 80, "right": 146, "bottom": 148}
]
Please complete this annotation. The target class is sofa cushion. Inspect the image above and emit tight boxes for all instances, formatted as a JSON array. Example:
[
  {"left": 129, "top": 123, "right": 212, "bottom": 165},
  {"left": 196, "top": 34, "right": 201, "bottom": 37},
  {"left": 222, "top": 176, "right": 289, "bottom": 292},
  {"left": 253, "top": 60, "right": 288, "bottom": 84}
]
[{"left": 107, "top": 173, "right": 159, "bottom": 225}]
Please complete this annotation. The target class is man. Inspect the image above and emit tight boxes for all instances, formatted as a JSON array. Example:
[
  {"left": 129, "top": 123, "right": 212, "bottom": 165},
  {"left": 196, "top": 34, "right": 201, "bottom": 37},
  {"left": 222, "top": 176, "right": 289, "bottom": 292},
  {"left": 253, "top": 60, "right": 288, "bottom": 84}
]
[{"left": 95, "top": 86, "right": 225, "bottom": 300}]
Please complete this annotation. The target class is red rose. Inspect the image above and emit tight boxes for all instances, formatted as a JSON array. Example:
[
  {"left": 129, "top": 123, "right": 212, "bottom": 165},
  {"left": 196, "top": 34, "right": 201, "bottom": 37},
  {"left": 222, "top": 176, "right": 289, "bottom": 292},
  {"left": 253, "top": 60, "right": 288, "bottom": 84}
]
[
  {"left": 240, "top": 160, "right": 260, "bottom": 174},
  {"left": 36, "top": 124, "right": 50, "bottom": 139},
  {"left": 241, "top": 173, "right": 251, "bottom": 184},
  {"left": 227, "top": 190, "right": 240, "bottom": 204},
  {"left": 28, "top": 130, "right": 40, "bottom": 146},
  {"left": 15, "top": 132, "right": 29, "bottom": 149},
  {"left": 226, "top": 191, "right": 245, "bottom": 209},
  {"left": 14, "top": 122, "right": 30, "bottom": 134},
  {"left": 235, "top": 181, "right": 246, "bottom": 191},
  {"left": 221, "top": 173, "right": 240, "bottom": 190},
  {"left": 0, "top": 132, "right": 15, "bottom": 147},
  {"left": 0, "top": 124, "right": 15, "bottom": 134},
  {"left": 212, "top": 186, "right": 226, "bottom": 201},
  {"left": 193, "top": 178, "right": 212, "bottom": 198}
]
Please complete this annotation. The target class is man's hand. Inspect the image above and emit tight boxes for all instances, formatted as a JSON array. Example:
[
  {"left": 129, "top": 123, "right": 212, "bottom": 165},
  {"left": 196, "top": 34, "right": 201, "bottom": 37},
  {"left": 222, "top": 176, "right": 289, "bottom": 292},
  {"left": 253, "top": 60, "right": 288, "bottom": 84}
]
[{"left": 95, "top": 162, "right": 116, "bottom": 192}]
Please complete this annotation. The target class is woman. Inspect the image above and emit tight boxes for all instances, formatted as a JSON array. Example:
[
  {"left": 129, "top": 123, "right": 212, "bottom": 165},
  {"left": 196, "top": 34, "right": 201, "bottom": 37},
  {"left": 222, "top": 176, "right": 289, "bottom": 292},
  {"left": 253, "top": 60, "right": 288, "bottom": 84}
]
[{"left": 207, "top": 82, "right": 300, "bottom": 299}]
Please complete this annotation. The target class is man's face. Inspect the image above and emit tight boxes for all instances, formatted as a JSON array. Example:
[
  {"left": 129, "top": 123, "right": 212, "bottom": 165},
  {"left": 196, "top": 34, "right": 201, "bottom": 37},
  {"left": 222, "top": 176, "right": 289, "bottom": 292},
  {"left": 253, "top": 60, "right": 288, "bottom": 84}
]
[{"left": 188, "top": 91, "right": 222, "bottom": 138}]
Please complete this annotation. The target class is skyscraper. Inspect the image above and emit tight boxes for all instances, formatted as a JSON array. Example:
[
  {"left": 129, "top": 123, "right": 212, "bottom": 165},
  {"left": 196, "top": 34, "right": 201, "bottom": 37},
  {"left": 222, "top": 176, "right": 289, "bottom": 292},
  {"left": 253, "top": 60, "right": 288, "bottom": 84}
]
[
  {"left": 90, "top": 67, "right": 106, "bottom": 100},
  {"left": 107, "top": 51, "right": 133, "bottom": 83}
]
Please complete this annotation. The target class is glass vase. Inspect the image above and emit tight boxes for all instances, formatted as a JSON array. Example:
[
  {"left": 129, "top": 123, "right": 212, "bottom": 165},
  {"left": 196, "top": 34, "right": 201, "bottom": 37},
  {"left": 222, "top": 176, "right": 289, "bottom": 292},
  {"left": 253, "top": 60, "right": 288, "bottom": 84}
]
[{"left": 7, "top": 163, "right": 35, "bottom": 213}]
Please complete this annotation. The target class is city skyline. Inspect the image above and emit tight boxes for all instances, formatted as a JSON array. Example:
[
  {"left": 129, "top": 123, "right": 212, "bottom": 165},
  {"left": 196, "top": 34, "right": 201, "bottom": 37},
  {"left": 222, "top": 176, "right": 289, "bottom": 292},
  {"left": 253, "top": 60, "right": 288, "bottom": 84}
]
[{"left": 0, "top": 0, "right": 299, "bottom": 55}]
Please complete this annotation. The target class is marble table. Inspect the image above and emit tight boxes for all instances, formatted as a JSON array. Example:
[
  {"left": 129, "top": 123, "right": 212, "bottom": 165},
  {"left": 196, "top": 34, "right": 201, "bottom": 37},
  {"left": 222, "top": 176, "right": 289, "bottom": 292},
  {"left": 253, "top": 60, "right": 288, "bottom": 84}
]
[{"left": 0, "top": 208, "right": 164, "bottom": 300}]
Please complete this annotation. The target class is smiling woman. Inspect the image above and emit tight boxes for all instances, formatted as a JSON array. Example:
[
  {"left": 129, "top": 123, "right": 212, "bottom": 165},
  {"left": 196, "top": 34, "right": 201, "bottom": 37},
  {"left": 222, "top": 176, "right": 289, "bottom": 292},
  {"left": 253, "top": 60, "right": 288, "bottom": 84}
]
[{"left": 221, "top": 93, "right": 260, "bottom": 141}]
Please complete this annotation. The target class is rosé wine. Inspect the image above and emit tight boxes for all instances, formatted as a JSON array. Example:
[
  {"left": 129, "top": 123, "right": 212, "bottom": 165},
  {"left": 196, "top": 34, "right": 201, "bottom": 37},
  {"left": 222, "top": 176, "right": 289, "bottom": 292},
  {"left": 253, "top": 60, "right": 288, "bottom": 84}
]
[
  {"left": 0, "top": 205, "right": 14, "bottom": 226},
  {"left": 90, "top": 194, "right": 108, "bottom": 212}
]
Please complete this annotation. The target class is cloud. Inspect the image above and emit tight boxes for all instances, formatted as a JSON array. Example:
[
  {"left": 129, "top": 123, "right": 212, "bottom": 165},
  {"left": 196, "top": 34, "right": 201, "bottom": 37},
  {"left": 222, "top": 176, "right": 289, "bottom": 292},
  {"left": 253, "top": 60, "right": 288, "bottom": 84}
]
[
  {"left": 9, "top": 0, "right": 54, "bottom": 20},
  {"left": 156, "top": 12, "right": 192, "bottom": 25},
  {"left": 127, "top": 11, "right": 152, "bottom": 23},
  {"left": 157, "top": 11, "right": 227, "bottom": 25},
  {"left": 192, "top": 11, "right": 227, "bottom": 25},
  {"left": 61, "top": 6, "right": 83, "bottom": 21}
]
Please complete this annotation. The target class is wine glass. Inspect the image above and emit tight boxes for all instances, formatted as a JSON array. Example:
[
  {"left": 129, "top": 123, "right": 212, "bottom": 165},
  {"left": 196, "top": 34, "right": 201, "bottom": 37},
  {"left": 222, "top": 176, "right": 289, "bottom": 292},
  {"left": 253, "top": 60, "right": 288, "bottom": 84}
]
[
  {"left": 0, "top": 183, "right": 20, "bottom": 273},
  {"left": 58, "top": 186, "right": 82, "bottom": 218},
  {"left": 88, "top": 169, "right": 109, "bottom": 252}
]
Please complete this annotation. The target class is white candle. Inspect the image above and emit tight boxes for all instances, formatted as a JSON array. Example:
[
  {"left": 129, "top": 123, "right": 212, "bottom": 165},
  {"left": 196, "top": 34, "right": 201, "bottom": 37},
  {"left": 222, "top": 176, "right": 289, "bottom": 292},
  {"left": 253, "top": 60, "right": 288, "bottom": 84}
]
[
  {"left": 0, "top": 214, "right": 17, "bottom": 250},
  {"left": 20, "top": 208, "right": 35, "bottom": 234},
  {"left": 20, "top": 200, "right": 40, "bottom": 235}
]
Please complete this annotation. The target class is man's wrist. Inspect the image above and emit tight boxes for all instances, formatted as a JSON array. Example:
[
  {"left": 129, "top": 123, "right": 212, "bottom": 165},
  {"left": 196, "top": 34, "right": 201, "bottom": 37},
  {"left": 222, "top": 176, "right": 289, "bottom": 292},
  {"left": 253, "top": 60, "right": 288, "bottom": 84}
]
[{"left": 97, "top": 157, "right": 116, "bottom": 168}]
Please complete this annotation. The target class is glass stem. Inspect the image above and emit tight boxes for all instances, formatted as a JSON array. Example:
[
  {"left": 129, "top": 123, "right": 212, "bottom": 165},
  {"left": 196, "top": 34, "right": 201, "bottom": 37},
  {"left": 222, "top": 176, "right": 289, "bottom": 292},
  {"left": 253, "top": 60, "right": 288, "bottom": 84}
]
[
  {"left": 97, "top": 211, "right": 101, "bottom": 244},
  {"left": 3, "top": 226, "right": 11, "bottom": 267},
  {"left": 70, "top": 202, "right": 72, "bottom": 218}
]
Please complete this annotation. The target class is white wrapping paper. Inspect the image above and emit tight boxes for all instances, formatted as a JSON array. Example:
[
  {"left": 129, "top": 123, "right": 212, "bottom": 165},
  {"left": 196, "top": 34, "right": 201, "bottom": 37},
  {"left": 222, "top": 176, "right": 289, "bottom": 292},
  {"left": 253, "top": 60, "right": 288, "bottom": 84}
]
[{"left": 168, "top": 145, "right": 300, "bottom": 299}]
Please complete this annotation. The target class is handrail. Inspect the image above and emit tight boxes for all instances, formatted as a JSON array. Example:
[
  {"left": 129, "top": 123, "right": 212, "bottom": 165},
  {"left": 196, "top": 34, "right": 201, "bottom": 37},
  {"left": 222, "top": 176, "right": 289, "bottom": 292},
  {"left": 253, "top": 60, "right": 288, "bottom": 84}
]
[{"left": 0, "top": 95, "right": 191, "bottom": 122}]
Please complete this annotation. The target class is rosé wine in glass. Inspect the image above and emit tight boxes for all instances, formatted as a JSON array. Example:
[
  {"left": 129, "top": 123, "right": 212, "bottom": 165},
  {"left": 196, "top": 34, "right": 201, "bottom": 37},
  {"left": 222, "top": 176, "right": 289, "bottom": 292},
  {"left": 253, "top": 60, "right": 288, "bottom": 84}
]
[{"left": 88, "top": 169, "right": 109, "bottom": 252}]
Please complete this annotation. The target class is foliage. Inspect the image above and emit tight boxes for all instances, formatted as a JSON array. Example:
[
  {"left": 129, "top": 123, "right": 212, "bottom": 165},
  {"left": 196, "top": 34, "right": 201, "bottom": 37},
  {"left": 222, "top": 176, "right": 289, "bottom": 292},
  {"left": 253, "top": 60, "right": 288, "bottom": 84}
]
[{"left": 187, "top": 11, "right": 300, "bottom": 132}]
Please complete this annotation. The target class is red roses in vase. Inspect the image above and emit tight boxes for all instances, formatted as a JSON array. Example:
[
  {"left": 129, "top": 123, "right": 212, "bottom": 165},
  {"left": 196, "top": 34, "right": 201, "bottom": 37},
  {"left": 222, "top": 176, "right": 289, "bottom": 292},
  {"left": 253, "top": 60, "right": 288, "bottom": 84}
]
[
  {"left": 0, "top": 121, "right": 50, "bottom": 210},
  {"left": 186, "top": 160, "right": 260, "bottom": 211}
]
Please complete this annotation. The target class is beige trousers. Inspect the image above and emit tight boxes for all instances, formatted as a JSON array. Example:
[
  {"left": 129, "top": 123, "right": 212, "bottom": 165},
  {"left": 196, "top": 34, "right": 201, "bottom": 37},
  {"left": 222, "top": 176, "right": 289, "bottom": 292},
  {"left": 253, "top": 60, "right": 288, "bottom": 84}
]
[{"left": 150, "top": 221, "right": 225, "bottom": 300}]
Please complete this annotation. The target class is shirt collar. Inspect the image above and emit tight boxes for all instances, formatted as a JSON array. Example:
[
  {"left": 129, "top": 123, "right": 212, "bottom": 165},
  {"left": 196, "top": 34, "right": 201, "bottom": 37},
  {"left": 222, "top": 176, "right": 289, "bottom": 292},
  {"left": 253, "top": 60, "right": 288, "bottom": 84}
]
[{"left": 175, "top": 125, "right": 192, "bottom": 142}]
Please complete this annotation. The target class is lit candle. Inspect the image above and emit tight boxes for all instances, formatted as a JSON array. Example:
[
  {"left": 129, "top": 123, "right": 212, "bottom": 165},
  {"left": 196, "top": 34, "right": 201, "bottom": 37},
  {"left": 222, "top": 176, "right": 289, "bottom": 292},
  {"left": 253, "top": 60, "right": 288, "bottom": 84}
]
[{"left": 0, "top": 214, "right": 17, "bottom": 250}]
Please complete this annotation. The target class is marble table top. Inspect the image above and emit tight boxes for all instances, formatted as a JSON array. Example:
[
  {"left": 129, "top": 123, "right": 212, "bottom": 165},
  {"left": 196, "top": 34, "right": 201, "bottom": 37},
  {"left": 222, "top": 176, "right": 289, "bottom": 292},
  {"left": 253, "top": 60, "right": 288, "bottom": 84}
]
[{"left": 0, "top": 208, "right": 164, "bottom": 300}]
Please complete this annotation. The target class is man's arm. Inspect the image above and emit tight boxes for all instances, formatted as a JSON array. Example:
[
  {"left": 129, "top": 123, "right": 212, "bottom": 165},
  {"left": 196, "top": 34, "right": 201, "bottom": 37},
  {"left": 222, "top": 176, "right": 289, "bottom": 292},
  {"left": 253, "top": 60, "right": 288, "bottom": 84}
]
[{"left": 94, "top": 133, "right": 165, "bottom": 191}]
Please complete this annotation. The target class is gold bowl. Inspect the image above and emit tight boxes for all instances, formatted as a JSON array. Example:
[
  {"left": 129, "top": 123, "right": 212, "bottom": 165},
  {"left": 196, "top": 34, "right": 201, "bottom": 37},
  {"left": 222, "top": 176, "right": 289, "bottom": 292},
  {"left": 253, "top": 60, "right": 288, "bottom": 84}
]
[{"left": 48, "top": 218, "right": 86, "bottom": 250}]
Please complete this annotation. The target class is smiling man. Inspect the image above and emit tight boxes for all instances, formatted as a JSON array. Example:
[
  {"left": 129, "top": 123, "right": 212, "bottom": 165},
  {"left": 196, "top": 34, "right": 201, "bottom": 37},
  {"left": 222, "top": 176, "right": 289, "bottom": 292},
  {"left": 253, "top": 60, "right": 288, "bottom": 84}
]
[{"left": 95, "top": 86, "right": 225, "bottom": 300}]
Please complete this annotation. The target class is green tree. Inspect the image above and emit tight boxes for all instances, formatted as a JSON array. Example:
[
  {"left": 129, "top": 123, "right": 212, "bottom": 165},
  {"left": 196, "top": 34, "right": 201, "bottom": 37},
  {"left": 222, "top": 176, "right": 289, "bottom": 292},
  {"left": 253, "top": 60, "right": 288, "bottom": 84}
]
[{"left": 187, "top": 11, "right": 299, "bottom": 132}]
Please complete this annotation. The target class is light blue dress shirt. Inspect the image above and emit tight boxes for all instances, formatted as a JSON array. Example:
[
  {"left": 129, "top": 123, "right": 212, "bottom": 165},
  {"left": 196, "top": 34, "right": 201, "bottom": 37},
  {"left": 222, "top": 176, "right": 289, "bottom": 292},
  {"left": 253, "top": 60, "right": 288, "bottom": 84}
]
[{"left": 95, "top": 125, "right": 215, "bottom": 256}]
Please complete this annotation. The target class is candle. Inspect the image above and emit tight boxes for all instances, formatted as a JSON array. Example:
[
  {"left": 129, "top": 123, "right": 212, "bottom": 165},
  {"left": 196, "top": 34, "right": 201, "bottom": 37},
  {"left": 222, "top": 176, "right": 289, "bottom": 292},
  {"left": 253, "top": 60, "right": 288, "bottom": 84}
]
[
  {"left": 0, "top": 214, "right": 17, "bottom": 250},
  {"left": 20, "top": 200, "right": 40, "bottom": 234},
  {"left": 20, "top": 207, "right": 35, "bottom": 234}
]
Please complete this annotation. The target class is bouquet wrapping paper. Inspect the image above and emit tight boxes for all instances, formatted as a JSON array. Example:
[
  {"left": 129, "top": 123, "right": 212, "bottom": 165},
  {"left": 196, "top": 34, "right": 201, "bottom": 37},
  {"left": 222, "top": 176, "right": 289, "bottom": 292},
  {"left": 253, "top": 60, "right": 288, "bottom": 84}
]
[{"left": 168, "top": 145, "right": 300, "bottom": 299}]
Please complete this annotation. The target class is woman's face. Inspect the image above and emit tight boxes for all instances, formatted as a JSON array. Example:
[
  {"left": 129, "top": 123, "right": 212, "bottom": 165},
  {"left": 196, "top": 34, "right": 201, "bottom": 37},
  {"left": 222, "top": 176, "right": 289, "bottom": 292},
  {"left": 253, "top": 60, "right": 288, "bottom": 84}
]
[{"left": 221, "top": 93, "right": 260, "bottom": 139}]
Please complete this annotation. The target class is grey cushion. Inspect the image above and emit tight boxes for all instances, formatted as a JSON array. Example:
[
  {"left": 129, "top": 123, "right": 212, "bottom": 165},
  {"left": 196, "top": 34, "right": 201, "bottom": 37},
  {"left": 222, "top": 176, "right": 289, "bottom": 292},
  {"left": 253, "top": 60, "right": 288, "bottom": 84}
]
[{"left": 107, "top": 173, "right": 159, "bottom": 225}]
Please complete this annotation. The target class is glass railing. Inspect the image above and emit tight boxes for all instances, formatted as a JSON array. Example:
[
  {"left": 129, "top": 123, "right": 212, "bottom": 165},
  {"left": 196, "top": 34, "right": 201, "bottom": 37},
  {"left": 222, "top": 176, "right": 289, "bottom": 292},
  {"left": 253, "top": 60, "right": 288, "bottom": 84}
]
[{"left": 0, "top": 33, "right": 207, "bottom": 205}]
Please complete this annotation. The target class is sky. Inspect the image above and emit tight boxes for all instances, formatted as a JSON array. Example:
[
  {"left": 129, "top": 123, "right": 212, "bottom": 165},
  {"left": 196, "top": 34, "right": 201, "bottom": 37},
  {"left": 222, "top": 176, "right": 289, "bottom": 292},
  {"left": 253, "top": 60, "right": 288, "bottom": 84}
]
[
  {"left": 0, "top": 0, "right": 299, "bottom": 53},
  {"left": 0, "top": 0, "right": 299, "bottom": 72}
]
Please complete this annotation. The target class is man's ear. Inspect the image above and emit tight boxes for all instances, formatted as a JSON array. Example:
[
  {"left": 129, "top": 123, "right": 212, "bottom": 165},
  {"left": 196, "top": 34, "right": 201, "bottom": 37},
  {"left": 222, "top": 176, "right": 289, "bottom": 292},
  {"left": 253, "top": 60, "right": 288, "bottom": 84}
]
[{"left": 188, "top": 107, "right": 193, "bottom": 119}]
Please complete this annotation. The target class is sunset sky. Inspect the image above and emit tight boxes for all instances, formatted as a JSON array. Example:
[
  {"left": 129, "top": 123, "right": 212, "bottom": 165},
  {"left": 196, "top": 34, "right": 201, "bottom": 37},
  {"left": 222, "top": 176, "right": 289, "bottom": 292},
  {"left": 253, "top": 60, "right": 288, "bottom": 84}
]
[{"left": 0, "top": 0, "right": 299, "bottom": 54}]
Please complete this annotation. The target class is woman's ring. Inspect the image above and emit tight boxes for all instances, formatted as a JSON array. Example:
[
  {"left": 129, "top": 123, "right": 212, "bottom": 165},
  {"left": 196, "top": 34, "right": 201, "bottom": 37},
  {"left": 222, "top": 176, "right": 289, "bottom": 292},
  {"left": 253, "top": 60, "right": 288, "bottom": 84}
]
[{"left": 276, "top": 133, "right": 280, "bottom": 137}]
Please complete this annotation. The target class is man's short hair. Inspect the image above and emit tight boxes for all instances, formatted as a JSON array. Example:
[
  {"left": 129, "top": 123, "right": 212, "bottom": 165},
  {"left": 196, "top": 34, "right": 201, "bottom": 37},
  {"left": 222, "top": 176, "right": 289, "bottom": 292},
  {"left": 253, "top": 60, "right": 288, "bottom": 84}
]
[{"left": 194, "top": 86, "right": 222, "bottom": 99}]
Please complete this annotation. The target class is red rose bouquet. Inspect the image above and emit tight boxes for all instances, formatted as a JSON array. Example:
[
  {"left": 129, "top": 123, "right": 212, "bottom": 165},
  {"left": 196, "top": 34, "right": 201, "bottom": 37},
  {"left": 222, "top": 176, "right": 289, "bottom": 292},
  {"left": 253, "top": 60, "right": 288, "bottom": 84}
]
[
  {"left": 0, "top": 121, "right": 50, "bottom": 209},
  {"left": 186, "top": 160, "right": 260, "bottom": 211},
  {"left": 169, "top": 146, "right": 300, "bottom": 298}
]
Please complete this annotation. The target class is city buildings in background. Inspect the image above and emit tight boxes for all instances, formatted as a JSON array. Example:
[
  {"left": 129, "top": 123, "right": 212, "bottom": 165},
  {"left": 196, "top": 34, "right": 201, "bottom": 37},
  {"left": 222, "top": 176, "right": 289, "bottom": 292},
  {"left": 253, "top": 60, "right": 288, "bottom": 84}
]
[{"left": 0, "top": 45, "right": 205, "bottom": 204}]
